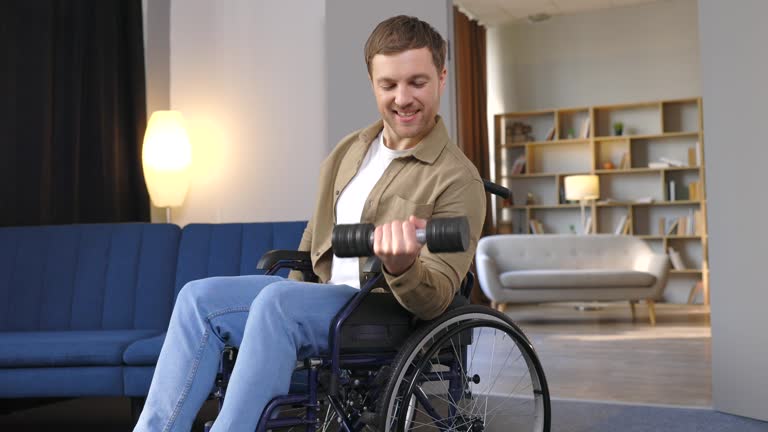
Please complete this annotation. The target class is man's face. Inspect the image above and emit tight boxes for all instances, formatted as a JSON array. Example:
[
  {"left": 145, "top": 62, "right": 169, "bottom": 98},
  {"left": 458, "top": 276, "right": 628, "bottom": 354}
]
[{"left": 370, "top": 47, "right": 447, "bottom": 144}]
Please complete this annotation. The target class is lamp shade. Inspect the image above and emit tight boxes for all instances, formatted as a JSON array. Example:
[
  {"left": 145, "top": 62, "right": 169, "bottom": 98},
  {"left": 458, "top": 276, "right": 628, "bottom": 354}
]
[
  {"left": 142, "top": 111, "right": 192, "bottom": 208},
  {"left": 564, "top": 175, "right": 600, "bottom": 201}
]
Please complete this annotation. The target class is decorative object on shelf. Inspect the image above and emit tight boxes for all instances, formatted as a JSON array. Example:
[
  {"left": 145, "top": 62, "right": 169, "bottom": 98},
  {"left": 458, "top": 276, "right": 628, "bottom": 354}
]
[
  {"left": 601, "top": 161, "right": 615, "bottom": 170},
  {"left": 526, "top": 192, "right": 536, "bottom": 205},
  {"left": 506, "top": 121, "right": 535, "bottom": 142},
  {"left": 564, "top": 174, "right": 599, "bottom": 235},
  {"left": 142, "top": 110, "right": 193, "bottom": 223},
  {"left": 569, "top": 224, "right": 576, "bottom": 234},
  {"left": 612, "top": 121, "right": 624, "bottom": 136},
  {"left": 567, "top": 127, "right": 575, "bottom": 139}
]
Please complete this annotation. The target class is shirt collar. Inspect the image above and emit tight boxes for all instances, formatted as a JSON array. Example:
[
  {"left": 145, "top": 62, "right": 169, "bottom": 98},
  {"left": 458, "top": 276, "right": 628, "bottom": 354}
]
[{"left": 357, "top": 116, "right": 449, "bottom": 165}]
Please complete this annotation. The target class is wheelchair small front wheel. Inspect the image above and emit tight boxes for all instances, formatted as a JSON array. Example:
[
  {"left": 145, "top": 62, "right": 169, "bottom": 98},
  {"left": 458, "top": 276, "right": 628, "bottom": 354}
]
[{"left": 376, "top": 305, "right": 550, "bottom": 432}]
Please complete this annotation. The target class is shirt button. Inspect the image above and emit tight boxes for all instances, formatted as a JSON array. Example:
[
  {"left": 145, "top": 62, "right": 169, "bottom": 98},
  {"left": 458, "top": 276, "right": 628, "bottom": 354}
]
[
  {"left": 315, "top": 252, "right": 320, "bottom": 257},
  {"left": 335, "top": 190, "right": 339, "bottom": 195},
  {"left": 394, "top": 282, "right": 402, "bottom": 287}
]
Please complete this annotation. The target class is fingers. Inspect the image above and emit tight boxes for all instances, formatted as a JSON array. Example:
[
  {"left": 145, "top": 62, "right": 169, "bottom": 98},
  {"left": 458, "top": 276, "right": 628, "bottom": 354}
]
[
  {"left": 374, "top": 219, "right": 421, "bottom": 255},
  {"left": 409, "top": 215, "right": 428, "bottom": 230}
]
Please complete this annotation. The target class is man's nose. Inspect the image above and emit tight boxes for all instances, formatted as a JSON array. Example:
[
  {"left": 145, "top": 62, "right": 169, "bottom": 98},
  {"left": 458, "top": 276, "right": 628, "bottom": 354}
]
[{"left": 394, "top": 86, "right": 413, "bottom": 107}]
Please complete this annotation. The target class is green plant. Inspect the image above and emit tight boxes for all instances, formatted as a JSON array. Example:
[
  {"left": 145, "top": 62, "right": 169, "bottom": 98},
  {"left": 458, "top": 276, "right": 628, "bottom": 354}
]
[{"left": 613, "top": 122, "right": 624, "bottom": 131}]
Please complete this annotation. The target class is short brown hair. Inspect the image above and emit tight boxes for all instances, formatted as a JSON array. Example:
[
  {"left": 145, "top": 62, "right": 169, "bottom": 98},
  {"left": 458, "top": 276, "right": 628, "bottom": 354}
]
[{"left": 364, "top": 15, "right": 446, "bottom": 76}]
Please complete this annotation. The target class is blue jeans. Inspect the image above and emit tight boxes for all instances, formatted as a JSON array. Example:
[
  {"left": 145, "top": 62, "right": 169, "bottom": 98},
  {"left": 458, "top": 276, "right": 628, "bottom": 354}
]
[{"left": 133, "top": 275, "right": 358, "bottom": 432}]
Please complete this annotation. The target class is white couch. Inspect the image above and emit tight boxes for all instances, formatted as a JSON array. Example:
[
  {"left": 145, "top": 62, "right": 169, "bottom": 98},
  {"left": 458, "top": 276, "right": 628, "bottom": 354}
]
[{"left": 475, "top": 234, "right": 670, "bottom": 324}]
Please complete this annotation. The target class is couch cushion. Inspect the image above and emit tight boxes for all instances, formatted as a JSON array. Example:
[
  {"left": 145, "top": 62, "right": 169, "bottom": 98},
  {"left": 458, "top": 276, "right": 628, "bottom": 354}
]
[
  {"left": 174, "top": 222, "right": 307, "bottom": 298},
  {"left": 0, "top": 224, "right": 180, "bottom": 332},
  {"left": 123, "top": 333, "right": 166, "bottom": 365},
  {"left": 0, "top": 330, "right": 160, "bottom": 367},
  {"left": 500, "top": 269, "right": 656, "bottom": 289}
]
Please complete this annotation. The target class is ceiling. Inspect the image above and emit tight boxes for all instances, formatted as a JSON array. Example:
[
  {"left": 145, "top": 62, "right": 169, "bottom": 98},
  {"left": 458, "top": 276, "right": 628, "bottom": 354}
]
[{"left": 455, "top": 0, "right": 662, "bottom": 27}]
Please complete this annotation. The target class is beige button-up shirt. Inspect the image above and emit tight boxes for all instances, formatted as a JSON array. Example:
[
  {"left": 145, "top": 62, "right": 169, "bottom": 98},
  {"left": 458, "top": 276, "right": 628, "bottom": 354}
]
[{"left": 293, "top": 117, "right": 485, "bottom": 320}]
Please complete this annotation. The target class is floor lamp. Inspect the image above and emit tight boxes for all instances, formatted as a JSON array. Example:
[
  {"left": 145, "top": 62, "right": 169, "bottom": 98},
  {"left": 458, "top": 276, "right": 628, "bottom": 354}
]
[
  {"left": 564, "top": 175, "right": 599, "bottom": 234},
  {"left": 142, "top": 111, "right": 192, "bottom": 223}
]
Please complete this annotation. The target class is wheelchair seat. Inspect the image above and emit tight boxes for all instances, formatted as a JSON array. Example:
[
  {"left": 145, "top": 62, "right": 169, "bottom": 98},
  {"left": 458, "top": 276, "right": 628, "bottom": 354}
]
[{"left": 339, "top": 292, "right": 469, "bottom": 353}]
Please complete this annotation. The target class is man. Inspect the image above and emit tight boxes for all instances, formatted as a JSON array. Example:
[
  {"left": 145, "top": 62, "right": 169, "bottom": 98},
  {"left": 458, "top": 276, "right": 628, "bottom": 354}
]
[{"left": 134, "top": 15, "right": 484, "bottom": 432}]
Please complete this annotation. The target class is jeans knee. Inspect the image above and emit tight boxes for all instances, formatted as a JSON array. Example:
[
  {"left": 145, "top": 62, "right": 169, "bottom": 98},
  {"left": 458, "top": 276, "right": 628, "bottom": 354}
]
[
  {"left": 250, "top": 281, "right": 295, "bottom": 316},
  {"left": 176, "top": 278, "right": 221, "bottom": 312}
]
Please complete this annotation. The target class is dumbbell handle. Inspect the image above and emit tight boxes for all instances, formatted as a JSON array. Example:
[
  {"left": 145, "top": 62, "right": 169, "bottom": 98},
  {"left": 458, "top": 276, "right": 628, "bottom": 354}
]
[{"left": 332, "top": 216, "right": 469, "bottom": 258}]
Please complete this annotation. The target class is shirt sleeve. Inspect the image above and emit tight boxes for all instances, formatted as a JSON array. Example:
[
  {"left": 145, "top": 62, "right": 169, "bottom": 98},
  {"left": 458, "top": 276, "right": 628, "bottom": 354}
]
[{"left": 383, "top": 178, "right": 486, "bottom": 320}]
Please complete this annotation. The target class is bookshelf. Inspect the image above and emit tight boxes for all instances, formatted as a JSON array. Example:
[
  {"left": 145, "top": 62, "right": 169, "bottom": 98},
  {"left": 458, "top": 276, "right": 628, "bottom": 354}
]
[{"left": 494, "top": 97, "right": 709, "bottom": 304}]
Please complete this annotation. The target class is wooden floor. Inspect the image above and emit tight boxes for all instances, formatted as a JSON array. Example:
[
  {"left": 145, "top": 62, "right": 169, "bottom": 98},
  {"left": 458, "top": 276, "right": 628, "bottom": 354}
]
[{"left": 504, "top": 301, "right": 712, "bottom": 407}]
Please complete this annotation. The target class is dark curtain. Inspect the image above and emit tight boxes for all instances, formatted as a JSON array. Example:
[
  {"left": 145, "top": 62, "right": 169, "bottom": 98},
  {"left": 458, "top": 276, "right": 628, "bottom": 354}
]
[
  {"left": 0, "top": 0, "right": 149, "bottom": 226},
  {"left": 455, "top": 9, "right": 493, "bottom": 305}
]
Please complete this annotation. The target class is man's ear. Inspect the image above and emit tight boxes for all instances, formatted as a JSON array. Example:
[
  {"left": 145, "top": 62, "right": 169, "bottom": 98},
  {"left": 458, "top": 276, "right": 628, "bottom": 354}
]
[{"left": 438, "top": 66, "right": 448, "bottom": 91}]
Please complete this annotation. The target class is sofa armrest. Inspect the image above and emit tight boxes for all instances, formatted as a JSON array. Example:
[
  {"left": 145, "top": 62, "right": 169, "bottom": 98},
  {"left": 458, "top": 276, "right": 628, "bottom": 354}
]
[
  {"left": 475, "top": 253, "right": 505, "bottom": 302},
  {"left": 635, "top": 253, "right": 670, "bottom": 299}
]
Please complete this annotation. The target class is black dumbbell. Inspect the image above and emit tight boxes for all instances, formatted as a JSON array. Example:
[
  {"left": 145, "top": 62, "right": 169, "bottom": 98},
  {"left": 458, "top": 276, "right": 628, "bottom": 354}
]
[{"left": 332, "top": 216, "right": 470, "bottom": 258}]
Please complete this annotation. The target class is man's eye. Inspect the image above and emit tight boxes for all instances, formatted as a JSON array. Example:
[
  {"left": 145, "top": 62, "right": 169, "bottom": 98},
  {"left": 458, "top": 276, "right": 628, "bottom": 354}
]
[
  {"left": 413, "top": 82, "right": 427, "bottom": 88},
  {"left": 381, "top": 84, "right": 395, "bottom": 90}
]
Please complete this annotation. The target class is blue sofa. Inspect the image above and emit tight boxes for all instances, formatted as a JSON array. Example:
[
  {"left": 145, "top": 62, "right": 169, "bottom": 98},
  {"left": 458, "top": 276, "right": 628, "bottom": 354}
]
[{"left": 0, "top": 221, "right": 306, "bottom": 402}]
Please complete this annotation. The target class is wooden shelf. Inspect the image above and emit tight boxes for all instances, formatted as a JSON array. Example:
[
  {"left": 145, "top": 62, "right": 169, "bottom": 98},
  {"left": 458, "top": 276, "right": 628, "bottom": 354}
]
[
  {"left": 494, "top": 97, "right": 708, "bottom": 295},
  {"left": 595, "top": 166, "right": 700, "bottom": 174},
  {"left": 671, "top": 269, "right": 703, "bottom": 274},
  {"left": 594, "top": 131, "right": 699, "bottom": 141}
]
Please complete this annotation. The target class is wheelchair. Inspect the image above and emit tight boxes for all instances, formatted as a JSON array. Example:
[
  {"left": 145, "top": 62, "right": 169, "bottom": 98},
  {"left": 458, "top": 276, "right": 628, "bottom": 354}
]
[{"left": 205, "top": 181, "right": 551, "bottom": 432}]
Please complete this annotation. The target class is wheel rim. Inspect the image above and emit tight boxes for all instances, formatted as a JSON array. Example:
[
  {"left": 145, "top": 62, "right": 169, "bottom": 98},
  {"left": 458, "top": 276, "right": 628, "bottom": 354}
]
[{"left": 385, "top": 313, "right": 548, "bottom": 432}]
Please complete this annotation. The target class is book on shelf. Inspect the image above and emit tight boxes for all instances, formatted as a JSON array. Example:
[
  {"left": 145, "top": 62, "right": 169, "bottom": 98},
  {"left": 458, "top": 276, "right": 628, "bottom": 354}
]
[
  {"left": 668, "top": 247, "right": 685, "bottom": 270},
  {"left": 619, "top": 152, "right": 630, "bottom": 169},
  {"left": 688, "top": 147, "right": 697, "bottom": 166},
  {"left": 677, "top": 216, "right": 688, "bottom": 236},
  {"left": 614, "top": 214, "right": 631, "bottom": 235},
  {"left": 687, "top": 181, "right": 701, "bottom": 201},
  {"left": 511, "top": 155, "right": 527, "bottom": 174},
  {"left": 584, "top": 215, "right": 593, "bottom": 234},
  {"left": 545, "top": 126, "right": 555, "bottom": 141},
  {"left": 529, "top": 219, "right": 544, "bottom": 234},
  {"left": 658, "top": 217, "right": 666, "bottom": 236},
  {"left": 579, "top": 117, "right": 590, "bottom": 139},
  {"left": 648, "top": 161, "right": 670, "bottom": 169},
  {"left": 634, "top": 196, "right": 654, "bottom": 204},
  {"left": 660, "top": 157, "right": 684, "bottom": 167},
  {"left": 668, "top": 180, "right": 676, "bottom": 201},
  {"left": 666, "top": 217, "right": 679, "bottom": 236}
]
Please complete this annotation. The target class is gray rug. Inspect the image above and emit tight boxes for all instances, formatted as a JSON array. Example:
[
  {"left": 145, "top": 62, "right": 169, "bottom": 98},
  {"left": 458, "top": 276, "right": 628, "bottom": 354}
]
[{"left": 549, "top": 398, "right": 768, "bottom": 432}]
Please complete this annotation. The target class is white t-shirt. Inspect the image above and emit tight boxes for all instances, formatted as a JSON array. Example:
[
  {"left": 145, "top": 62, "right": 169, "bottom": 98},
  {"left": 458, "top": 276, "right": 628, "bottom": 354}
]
[{"left": 328, "top": 132, "right": 409, "bottom": 288}]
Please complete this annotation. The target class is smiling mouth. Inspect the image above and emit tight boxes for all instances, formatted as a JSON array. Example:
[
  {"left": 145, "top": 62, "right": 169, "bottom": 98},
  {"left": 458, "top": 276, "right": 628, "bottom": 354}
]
[{"left": 393, "top": 109, "right": 419, "bottom": 121}]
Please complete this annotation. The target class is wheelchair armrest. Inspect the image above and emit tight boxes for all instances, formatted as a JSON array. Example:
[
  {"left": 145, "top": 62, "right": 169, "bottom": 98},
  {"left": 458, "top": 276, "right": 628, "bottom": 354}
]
[
  {"left": 256, "top": 250, "right": 311, "bottom": 270},
  {"left": 256, "top": 250, "right": 317, "bottom": 281}
]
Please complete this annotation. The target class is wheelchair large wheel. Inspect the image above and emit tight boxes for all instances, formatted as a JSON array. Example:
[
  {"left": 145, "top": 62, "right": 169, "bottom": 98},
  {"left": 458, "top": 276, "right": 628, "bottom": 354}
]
[{"left": 375, "top": 305, "right": 550, "bottom": 432}]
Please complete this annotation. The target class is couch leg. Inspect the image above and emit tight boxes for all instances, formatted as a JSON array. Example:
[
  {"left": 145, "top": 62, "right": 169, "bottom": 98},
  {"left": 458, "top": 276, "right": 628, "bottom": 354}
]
[
  {"left": 496, "top": 303, "right": 508, "bottom": 313},
  {"left": 629, "top": 301, "right": 637, "bottom": 321},
  {"left": 131, "top": 397, "right": 146, "bottom": 426},
  {"left": 646, "top": 299, "right": 656, "bottom": 326}
]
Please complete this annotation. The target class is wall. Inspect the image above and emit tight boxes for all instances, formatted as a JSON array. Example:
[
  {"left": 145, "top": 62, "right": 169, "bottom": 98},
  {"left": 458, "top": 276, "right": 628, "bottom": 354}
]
[
  {"left": 326, "top": 0, "right": 456, "bottom": 150},
  {"left": 168, "top": 0, "right": 327, "bottom": 225},
  {"left": 487, "top": 0, "right": 700, "bottom": 114},
  {"left": 699, "top": 0, "right": 768, "bottom": 422},
  {"left": 142, "top": 0, "right": 171, "bottom": 223}
]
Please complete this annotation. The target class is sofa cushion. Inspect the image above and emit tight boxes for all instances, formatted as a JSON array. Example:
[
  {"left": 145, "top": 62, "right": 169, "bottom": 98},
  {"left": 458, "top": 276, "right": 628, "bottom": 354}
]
[
  {"left": 174, "top": 222, "right": 307, "bottom": 298},
  {"left": 0, "top": 224, "right": 180, "bottom": 332},
  {"left": 500, "top": 269, "right": 656, "bottom": 289},
  {"left": 123, "top": 333, "right": 166, "bottom": 365},
  {"left": 0, "top": 330, "right": 160, "bottom": 367}
]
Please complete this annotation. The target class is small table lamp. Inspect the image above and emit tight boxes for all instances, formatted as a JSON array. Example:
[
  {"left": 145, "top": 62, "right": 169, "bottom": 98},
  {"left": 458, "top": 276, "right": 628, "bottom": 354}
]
[
  {"left": 564, "top": 175, "right": 600, "bottom": 234},
  {"left": 142, "top": 111, "right": 192, "bottom": 223}
]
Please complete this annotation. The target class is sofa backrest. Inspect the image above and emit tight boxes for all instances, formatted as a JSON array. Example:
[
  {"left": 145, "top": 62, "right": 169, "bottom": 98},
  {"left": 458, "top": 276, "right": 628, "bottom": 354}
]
[
  {"left": 174, "top": 222, "right": 307, "bottom": 298},
  {"left": 0, "top": 223, "right": 180, "bottom": 332},
  {"left": 477, "top": 234, "right": 653, "bottom": 271}
]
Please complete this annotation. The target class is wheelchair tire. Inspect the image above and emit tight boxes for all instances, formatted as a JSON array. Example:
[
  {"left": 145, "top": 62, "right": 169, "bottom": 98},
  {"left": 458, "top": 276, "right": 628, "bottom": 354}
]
[{"left": 375, "top": 305, "right": 551, "bottom": 432}]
